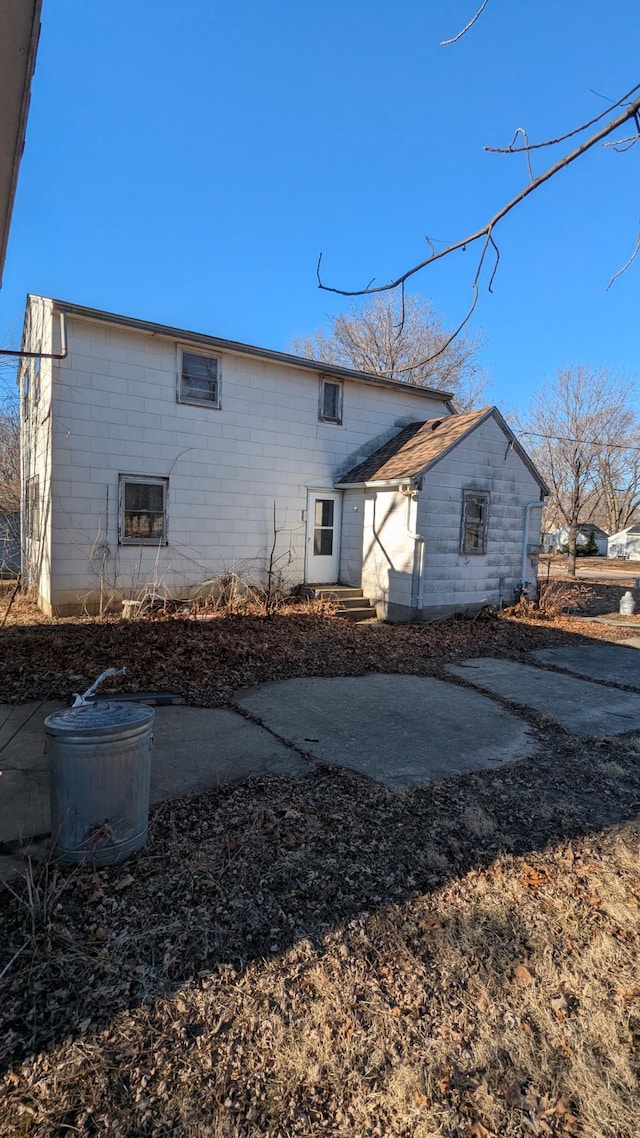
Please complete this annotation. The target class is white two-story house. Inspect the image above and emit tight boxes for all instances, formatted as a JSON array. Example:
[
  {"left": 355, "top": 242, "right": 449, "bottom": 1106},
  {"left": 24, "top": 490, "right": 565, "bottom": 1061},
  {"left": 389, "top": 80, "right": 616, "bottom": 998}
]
[{"left": 19, "top": 295, "right": 547, "bottom": 619}]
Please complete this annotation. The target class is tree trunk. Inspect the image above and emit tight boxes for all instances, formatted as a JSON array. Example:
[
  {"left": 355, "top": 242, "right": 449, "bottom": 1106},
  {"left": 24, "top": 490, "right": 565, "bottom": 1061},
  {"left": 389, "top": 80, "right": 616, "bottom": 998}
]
[{"left": 567, "top": 522, "right": 578, "bottom": 577}]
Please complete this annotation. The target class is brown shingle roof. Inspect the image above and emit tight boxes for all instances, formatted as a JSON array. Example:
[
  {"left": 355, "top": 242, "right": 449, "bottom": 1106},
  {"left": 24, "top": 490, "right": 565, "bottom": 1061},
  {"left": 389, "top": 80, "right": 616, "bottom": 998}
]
[{"left": 337, "top": 407, "right": 494, "bottom": 484}]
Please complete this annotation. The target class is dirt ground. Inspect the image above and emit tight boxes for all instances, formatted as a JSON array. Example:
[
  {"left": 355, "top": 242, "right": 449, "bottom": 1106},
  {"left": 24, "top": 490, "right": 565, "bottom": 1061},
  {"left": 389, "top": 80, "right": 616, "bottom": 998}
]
[
  {"left": 1, "top": 585, "right": 640, "bottom": 1137},
  {"left": 539, "top": 554, "right": 640, "bottom": 580}
]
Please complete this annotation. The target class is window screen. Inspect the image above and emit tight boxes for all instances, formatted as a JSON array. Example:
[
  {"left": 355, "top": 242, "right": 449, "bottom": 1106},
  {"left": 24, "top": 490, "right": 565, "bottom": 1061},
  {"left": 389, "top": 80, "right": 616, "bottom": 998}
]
[
  {"left": 180, "top": 351, "right": 220, "bottom": 405},
  {"left": 121, "top": 478, "right": 167, "bottom": 543},
  {"left": 320, "top": 380, "right": 342, "bottom": 423},
  {"left": 461, "top": 492, "right": 489, "bottom": 554}
]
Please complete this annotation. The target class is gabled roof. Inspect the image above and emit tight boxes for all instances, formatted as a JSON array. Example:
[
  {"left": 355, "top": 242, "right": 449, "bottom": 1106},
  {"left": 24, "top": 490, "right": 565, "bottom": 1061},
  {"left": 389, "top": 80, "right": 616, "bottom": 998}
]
[
  {"left": 336, "top": 406, "right": 548, "bottom": 493},
  {"left": 550, "top": 522, "right": 609, "bottom": 537},
  {"left": 576, "top": 523, "right": 608, "bottom": 538},
  {"left": 610, "top": 523, "right": 640, "bottom": 538},
  {"left": 47, "top": 297, "right": 455, "bottom": 403}
]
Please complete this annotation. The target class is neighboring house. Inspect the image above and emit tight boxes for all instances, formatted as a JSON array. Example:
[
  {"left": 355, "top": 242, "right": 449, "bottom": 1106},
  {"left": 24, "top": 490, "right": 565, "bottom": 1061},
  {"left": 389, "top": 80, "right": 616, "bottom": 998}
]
[
  {"left": 607, "top": 524, "right": 640, "bottom": 561},
  {"left": 0, "top": 510, "right": 20, "bottom": 577},
  {"left": 0, "top": 0, "right": 42, "bottom": 286},
  {"left": 543, "top": 523, "right": 608, "bottom": 556},
  {"left": 20, "top": 295, "right": 547, "bottom": 619}
]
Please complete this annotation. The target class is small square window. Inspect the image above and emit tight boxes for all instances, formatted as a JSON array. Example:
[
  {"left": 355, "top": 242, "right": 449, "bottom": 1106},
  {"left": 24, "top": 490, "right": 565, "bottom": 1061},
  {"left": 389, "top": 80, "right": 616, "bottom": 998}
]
[
  {"left": 119, "top": 476, "right": 168, "bottom": 544},
  {"left": 178, "top": 347, "right": 221, "bottom": 407},
  {"left": 461, "top": 491, "right": 489, "bottom": 554},
  {"left": 319, "top": 379, "right": 342, "bottom": 424}
]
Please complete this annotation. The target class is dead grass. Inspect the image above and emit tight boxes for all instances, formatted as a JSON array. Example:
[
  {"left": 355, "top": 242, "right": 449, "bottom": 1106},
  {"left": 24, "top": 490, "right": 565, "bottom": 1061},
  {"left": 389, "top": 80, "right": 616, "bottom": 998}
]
[
  {"left": 2, "top": 742, "right": 640, "bottom": 1137},
  {"left": 2, "top": 585, "right": 640, "bottom": 1134},
  {"left": 0, "top": 583, "right": 638, "bottom": 708}
]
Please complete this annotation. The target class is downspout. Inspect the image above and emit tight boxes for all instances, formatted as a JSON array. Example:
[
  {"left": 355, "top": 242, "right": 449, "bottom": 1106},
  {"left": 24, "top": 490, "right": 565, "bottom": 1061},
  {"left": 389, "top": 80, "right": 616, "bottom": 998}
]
[
  {"left": 412, "top": 533, "right": 425, "bottom": 611},
  {"left": 521, "top": 501, "right": 544, "bottom": 595},
  {"left": 403, "top": 485, "right": 425, "bottom": 613}
]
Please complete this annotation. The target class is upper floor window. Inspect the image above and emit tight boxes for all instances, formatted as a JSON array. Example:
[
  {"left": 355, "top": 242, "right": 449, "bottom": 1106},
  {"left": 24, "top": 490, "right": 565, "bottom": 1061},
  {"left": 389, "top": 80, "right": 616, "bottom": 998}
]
[
  {"left": 319, "top": 378, "right": 342, "bottom": 424},
  {"left": 119, "top": 475, "right": 168, "bottom": 544},
  {"left": 178, "top": 347, "right": 221, "bottom": 408},
  {"left": 461, "top": 490, "right": 489, "bottom": 554}
]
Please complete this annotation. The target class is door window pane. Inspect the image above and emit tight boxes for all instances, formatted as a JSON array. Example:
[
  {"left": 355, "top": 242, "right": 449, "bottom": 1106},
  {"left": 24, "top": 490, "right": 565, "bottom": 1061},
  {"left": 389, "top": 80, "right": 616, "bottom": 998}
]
[
  {"left": 313, "top": 498, "right": 335, "bottom": 556},
  {"left": 314, "top": 499, "right": 334, "bottom": 527},
  {"left": 314, "top": 528, "right": 334, "bottom": 556}
]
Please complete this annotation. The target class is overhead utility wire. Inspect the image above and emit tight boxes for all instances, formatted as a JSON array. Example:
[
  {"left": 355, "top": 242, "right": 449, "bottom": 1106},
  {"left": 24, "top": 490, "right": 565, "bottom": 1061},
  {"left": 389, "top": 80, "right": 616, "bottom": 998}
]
[{"left": 521, "top": 431, "right": 640, "bottom": 452}]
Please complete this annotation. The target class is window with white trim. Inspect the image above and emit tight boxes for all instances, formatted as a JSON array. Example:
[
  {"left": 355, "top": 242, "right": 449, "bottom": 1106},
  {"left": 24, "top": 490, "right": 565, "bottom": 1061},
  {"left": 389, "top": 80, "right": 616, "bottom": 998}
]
[
  {"left": 26, "top": 475, "right": 40, "bottom": 541},
  {"left": 119, "top": 476, "right": 168, "bottom": 544},
  {"left": 461, "top": 491, "right": 489, "bottom": 554},
  {"left": 319, "top": 378, "right": 342, "bottom": 424},
  {"left": 178, "top": 347, "right": 221, "bottom": 407},
  {"left": 22, "top": 369, "right": 30, "bottom": 419}
]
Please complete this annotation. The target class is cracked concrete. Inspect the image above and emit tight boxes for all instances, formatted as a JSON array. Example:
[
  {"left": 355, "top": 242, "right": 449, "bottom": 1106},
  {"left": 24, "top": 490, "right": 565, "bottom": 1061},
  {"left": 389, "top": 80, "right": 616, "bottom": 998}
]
[{"left": 448, "top": 657, "right": 640, "bottom": 737}]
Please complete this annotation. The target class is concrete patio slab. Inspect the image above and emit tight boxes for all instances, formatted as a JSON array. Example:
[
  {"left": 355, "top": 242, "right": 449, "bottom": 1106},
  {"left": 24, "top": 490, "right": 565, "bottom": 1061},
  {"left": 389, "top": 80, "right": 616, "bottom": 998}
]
[
  {"left": 235, "top": 674, "right": 537, "bottom": 788},
  {"left": 448, "top": 658, "right": 640, "bottom": 737},
  {"left": 0, "top": 704, "right": 306, "bottom": 844},
  {"left": 0, "top": 702, "right": 59, "bottom": 843},
  {"left": 532, "top": 643, "right": 640, "bottom": 687}
]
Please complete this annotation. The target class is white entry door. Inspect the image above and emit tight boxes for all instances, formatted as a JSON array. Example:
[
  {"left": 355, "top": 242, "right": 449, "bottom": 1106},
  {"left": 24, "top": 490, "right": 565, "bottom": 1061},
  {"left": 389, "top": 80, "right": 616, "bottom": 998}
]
[{"left": 306, "top": 491, "right": 342, "bottom": 583}]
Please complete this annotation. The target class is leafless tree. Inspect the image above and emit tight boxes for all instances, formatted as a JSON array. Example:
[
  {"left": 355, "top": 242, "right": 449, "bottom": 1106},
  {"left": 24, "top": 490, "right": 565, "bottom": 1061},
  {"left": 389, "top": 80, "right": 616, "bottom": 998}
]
[
  {"left": 315, "top": 1, "right": 640, "bottom": 351},
  {"left": 291, "top": 293, "right": 488, "bottom": 411},
  {"left": 592, "top": 441, "right": 640, "bottom": 537},
  {"left": 518, "top": 366, "right": 636, "bottom": 575},
  {"left": 0, "top": 359, "right": 19, "bottom": 517}
]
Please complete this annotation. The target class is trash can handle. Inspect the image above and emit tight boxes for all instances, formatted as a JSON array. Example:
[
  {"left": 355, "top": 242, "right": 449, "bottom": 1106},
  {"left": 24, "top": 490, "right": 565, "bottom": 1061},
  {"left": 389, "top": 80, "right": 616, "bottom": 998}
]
[{"left": 72, "top": 667, "right": 127, "bottom": 707}]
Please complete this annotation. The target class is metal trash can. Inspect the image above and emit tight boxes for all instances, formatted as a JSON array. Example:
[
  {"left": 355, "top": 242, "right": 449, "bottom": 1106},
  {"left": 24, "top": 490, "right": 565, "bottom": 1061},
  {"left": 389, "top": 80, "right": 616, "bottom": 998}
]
[{"left": 44, "top": 702, "right": 154, "bottom": 865}]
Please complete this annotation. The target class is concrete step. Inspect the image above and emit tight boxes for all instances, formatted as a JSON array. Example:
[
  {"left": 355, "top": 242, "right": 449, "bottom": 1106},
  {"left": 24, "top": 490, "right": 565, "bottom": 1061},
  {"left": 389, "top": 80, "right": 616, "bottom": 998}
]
[
  {"left": 313, "top": 586, "right": 364, "bottom": 600},
  {"left": 332, "top": 595, "right": 371, "bottom": 609},
  {"left": 306, "top": 584, "right": 378, "bottom": 622},
  {"left": 336, "top": 605, "right": 377, "bottom": 623}
]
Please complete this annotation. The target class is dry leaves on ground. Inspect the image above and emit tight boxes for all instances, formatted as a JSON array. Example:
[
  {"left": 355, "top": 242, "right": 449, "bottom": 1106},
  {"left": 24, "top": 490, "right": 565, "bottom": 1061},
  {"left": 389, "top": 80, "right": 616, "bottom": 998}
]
[{"left": 2, "top": 729, "right": 640, "bottom": 1137}]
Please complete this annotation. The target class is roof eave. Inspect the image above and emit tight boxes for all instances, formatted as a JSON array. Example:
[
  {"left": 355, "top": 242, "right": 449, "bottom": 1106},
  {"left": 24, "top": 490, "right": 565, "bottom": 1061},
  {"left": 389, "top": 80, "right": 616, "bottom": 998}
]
[
  {"left": 334, "top": 478, "right": 411, "bottom": 490},
  {"left": 0, "top": 1, "right": 42, "bottom": 287},
  {"left": 413, "top": 405, "right": 550, "bottom": 497},
  {"left": 48, "top": 297, "right": 454, "bottom": 401}
]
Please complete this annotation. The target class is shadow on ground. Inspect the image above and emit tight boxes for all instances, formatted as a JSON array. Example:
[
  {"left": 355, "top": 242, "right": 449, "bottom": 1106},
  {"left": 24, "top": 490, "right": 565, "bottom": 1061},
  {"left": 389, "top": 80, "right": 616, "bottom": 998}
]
[{"left": 2, "top": 713, "right": 639, "bottom": 1065}]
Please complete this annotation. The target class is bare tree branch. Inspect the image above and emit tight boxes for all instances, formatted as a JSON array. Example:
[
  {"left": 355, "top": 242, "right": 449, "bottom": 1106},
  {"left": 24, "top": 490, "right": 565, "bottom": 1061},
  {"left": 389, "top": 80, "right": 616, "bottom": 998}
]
[
  {"left": 485, "top": 82, "right": 640, "bottom": 153},
  {"left": 440, "top": 0, "right": 490, "bottom": 46},
  {"left": 603, "top": 118, "right": 640, "bottom": 153},
  {"left": 317, "top": 92, "right": 640, "bottom": 301},
  {"left": 606, "top": 227, "right": 640, "bottom": 291}
]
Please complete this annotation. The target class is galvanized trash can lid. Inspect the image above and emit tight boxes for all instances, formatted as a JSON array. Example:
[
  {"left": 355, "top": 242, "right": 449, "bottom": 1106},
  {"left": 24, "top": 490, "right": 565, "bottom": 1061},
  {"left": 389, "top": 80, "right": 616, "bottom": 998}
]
[{"left": 44, "top": 701, "right": 154, "bottom": 738}]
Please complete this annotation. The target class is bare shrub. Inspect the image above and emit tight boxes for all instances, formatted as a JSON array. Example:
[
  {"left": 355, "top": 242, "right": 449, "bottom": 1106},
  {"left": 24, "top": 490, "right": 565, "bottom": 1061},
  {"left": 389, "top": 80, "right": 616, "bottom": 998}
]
[
  {"left": 513, "top": 579, "right": 594, "bottom": 620},
  {"left": 538, "top": 579, "right": 594, "bottom": 616}
]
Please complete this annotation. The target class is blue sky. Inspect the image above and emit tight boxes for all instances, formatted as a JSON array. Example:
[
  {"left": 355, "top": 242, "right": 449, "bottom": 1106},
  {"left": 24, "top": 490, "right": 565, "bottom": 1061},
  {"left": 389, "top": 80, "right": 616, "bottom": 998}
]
[{"left": 1, "top": 0, "right": 638, "bottom": 410}]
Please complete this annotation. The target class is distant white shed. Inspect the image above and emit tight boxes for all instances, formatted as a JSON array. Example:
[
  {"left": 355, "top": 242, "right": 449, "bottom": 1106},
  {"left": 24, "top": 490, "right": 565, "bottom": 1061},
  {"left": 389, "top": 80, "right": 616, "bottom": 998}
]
[
  {"left": 607, "top": 524, "right": 640, "bottom": 560},
  {"left": 543, "top": 523, "right": 608, "bottom": 556}
]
